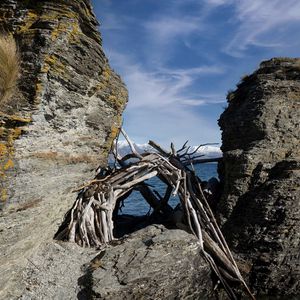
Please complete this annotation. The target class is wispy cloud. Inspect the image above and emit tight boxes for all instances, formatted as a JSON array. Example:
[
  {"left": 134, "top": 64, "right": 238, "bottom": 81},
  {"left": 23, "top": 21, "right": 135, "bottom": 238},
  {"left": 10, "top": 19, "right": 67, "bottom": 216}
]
[
  {"left": 144, "top": 16, "right": 202, "bottom": 44},
  {"left": 204, "top": 0, "right": 231, "bottom": 6},
  {"left": 109, "top": 50, "right": 225, "bottom": 109},
  {"left": 107, "top": 49, "right": 223, "bottom": 145},
  {"left": 124, "top": 105, "right": 221, "bottom": 147},
  {"left": 94, "top": 0, "right": 300, "bottom": 145},
  {"left": 198, "top": 0, "right": 300, "bottom": 56},
  {"left": 223, "top": 0, "right": 300, "bottom": 56},
  {"left": 94, "top": 0, "right": 228, "bottom": 144},
  {"left": 100, "top": 12, "right": 124, "bottom": 30}
]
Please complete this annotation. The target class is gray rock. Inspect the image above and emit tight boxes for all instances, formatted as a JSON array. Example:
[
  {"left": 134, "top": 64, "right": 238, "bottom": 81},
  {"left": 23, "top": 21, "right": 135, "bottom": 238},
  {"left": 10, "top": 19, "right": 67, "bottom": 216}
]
[
  {"left": 218, "top": 58, "right": 300, "bottom": 298},
  {"left": 20, "top": 241, "right": 98, "bottom": 300},
  {"left": 15, "top": 225, "right": 218, "bottom": 300},
  {"left": 0, "top": 1, "right": 127, "bottom": 298},
  {"left": 78, "top": 225, "right": 215, "bottom": 300}
]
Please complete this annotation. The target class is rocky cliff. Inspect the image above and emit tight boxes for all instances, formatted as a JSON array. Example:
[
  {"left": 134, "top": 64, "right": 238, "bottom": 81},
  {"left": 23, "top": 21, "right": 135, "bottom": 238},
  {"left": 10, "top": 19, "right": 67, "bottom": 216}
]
[
  {"left": 0, "top": 1, "right": 127, "bottom": 298},
  {"left": 1, "top": 2, "right": 299, "bottom": 298},
  {"left": 218, "top": 58, "right": 300, "bottom": 298}
]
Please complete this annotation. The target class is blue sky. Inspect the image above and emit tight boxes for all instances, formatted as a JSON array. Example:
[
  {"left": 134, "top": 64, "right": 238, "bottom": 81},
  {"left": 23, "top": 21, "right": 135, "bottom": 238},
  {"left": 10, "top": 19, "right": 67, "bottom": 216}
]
[{"left": 92, "top": 0, "right": 300, "bottom": 147}]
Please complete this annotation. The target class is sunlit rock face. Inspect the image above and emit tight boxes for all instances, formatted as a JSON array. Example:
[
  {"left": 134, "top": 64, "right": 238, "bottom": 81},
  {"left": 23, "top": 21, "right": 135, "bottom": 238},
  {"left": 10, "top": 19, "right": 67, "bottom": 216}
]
[
  {"left": 0, "top": 1, "right": 127, "bottom": 298},
  {"left": 218, "top": 58, "right": 300, "bottom": 298}
]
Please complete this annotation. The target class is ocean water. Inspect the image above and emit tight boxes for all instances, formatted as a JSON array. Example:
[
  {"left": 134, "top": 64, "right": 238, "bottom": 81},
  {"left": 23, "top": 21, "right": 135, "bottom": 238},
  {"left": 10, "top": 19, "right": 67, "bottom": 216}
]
[{"left": 119, "top": 163, "right": 218, "bottom": 216}]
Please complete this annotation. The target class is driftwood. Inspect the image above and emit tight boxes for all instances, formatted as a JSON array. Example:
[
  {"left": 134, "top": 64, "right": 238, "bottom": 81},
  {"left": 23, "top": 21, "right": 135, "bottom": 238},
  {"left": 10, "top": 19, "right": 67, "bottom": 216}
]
[{"left": 55, "top": 130, "right": 255, "bottom": 300}]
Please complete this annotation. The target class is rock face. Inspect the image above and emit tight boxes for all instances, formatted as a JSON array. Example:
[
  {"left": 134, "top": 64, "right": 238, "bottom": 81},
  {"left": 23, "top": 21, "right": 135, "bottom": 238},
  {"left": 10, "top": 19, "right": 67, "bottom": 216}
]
[
  {"left": 84, "top": 226, "right": 213, "bottom": 300},
  {"left": 218, "top": 58, "right": 300, "bottom": 298},
  {"left": 0, "top": 1, "right": 127, "bottom": 298},
  {"left": 19, "top": 225, "right": 214, "bottom": 300}
]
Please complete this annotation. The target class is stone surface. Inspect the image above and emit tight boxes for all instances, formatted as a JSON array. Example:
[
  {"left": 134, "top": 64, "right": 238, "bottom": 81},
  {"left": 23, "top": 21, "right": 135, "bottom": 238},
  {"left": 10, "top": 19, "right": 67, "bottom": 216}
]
[
  {"left": 218, "top": 58, "right": 300, "bottom": 298},
  {"left": 85, "top": 225, "right": 214, "bottom": 300},
  {"left": 20, "top": 241, "right": 98, "bottom": 300},
  {"left": 0, "top": 1, "right": 127, "bottom": 298},
  {"left": 12, "top": 225, "right": 215, "bottom": 300}
]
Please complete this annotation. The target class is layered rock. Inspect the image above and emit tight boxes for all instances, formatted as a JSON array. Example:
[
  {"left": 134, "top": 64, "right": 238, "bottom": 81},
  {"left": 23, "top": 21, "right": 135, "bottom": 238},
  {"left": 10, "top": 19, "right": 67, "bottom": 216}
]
[
  {"left": 218, "top": 58, "right": 300, "bottom": 298},
  {"left": 0, "top": 1, "right": 127, "bottom": 298}
]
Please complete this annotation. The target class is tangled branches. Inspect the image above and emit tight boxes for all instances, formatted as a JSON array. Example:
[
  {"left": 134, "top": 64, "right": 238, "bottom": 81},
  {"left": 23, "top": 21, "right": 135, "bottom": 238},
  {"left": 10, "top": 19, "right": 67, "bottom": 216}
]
[{"left": 55, "top": 130, "right": 254, "bottom": 300}]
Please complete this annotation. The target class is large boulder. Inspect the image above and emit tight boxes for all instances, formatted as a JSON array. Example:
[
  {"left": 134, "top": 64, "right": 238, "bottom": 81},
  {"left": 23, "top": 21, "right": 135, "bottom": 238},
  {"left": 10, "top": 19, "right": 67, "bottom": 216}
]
[
  {"left": 82, "top": 225, "right": 214, "bottom": 300},
  {"left": 19, "top": 225, "right": 215, "bottom": 300},
  {"left": 0, "top": 1, "right": 127, "bottom": 298},
  {"left": 218, "top": 58, "right": 300, "bottom": 298}
]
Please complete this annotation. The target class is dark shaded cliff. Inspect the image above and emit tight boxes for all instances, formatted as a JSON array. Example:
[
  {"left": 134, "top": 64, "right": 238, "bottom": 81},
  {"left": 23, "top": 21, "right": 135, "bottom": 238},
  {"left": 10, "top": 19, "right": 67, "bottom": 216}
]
[
  {"left": 218, "top": 58, "right": 300, "bottom": 298},
  {"left": 0, "top": 1, "right": 127, "bottom": 298}
]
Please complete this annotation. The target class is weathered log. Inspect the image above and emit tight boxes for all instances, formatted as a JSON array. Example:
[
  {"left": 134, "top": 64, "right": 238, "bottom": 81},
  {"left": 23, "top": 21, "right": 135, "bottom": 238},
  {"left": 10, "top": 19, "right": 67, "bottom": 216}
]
[
  {"left": 148, "top": 140, "right": 170, "bottom": 156},
  {"left": 121, "top": 128, "right": 142, "bottom": 159}
]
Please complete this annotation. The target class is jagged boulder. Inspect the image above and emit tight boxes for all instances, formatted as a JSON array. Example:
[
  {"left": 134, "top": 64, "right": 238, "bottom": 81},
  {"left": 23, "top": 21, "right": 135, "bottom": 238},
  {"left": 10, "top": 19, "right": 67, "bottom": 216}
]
[
  {"left": 218, "top": 58, "right": 300, "bottom": 298},
  {"left": 0, "top": 1, "right": 127, "bottom": 298}
]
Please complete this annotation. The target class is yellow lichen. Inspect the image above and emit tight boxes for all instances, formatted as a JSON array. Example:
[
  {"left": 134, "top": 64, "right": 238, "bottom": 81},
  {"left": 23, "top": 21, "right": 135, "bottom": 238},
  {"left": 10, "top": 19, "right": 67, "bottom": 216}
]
[
  {"left": 0, "top": 143, "right": 7, "bottom": 156},
  {"left": 69, "top": 22, "right": 81, "bottom": 43},
  {"left": 40, "top": 63, "right": 50, "bottom": 74},
  {"left": 0, "top": 116, "right": 28, "bottom": 202},
  {"left": 101, "top": 117, "right": 123, "bottom": 161},
  {"left": 8, "top": 115, "right": 31, "bottom": 123},
  {"left": 8, "top": 127, "right": 22, "bottom": 143},
  {"left": 16, "top": 10, "right": 39, "bottom": 34},
  {"left": 3, "top": 159, "right": 14, "bottom": 170},
  {"left": 92, "top": 65, "right": 127, "bottom": 112},
  {"left": 51, "top": 17, "right": 81, "bottom": 44},
  {"left": 41, "top": 55, "right": 65, "bottom": 76},
  {"left": 102, "top": 67, "right": 111, "bottom": 82},
  {"left": 107, "top": 94, "right": 127, "bottom": 112},
  {"left": 17, "top": 8, "right": 81, "bottom": 47},
  {"left": 1, "top": 188, "right": 7, "bottom": 202},
  {"left": 91, "top": 82, "right": 106, "bottom": 95},
  {"left": 51, "top": 22, "right": 68, "bottom": 41},
  {"left": 110, "top": 125, "right": 120, "bottom": 139},
  {"left": 0, "top": 111, "right": 31, "bottom": 124}
]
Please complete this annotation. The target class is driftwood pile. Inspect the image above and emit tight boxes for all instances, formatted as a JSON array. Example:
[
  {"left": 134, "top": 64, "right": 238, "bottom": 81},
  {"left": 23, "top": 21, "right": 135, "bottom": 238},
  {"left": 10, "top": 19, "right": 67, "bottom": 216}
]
[{"left": 55, "top": 129, "right": 255, "bottom": 300}]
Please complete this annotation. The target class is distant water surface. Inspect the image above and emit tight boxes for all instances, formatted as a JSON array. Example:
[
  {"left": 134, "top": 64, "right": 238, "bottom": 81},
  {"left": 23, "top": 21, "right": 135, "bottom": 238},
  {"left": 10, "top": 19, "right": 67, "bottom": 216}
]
[{"left": 119, "top": 163, "right": 218, "bottom": 216}]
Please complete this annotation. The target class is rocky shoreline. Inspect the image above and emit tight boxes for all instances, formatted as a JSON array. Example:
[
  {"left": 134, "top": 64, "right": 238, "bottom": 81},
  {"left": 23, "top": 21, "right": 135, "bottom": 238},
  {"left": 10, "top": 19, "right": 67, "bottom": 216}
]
[{"left": 0, "top": 1, "right": 299, "bottom": 299}]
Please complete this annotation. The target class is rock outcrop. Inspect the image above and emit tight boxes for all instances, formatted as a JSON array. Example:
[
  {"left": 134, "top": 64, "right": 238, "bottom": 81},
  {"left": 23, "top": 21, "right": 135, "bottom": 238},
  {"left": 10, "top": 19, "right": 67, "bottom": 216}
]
[
  {"left": 1, "top": 2, "right": 298, "bottom": 298},
  {"left": 79, "top": 225, "right": 214, "bottom": 299},
  {"left": 218, "top": 58, "right": 300, "bottom": 298},
  {"left": 0, "top": 1, "right": 127, "bottom": 298},
  {"left": 19, "top": 225, "right": 214, "bottom": 300}
]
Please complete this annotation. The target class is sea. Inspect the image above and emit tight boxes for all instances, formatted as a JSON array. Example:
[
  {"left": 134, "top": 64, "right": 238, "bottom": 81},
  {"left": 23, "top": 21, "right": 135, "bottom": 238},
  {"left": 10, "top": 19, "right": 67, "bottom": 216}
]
[{"left": 119, "top": 163, "right": 218, "bottom": 216}]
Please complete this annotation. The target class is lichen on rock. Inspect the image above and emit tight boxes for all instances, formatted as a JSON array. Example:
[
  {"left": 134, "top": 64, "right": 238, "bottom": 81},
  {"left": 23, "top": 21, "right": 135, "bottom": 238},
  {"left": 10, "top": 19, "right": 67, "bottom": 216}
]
[
  {"left": 0, "top": 0, "right": 128, "bottom": 207},
  {"left": 0, "top": 0, "right": 127, "bottom": 298}
]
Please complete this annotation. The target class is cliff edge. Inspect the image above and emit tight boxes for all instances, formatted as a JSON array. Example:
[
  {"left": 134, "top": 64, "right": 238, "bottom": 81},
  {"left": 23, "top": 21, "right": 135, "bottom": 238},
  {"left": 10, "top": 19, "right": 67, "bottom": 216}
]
[
  {"left": 219, "top": 58, "right": 300, "bottom": 298},
  {"left": 0, "top": 1, "right": 127, "bottom": 298}
]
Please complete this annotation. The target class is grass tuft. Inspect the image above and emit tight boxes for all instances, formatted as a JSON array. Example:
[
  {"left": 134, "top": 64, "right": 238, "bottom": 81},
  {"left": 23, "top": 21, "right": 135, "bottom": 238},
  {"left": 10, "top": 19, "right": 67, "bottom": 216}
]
[{"left": 0, "top": 35, "right": 20, "bottom": 106}]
